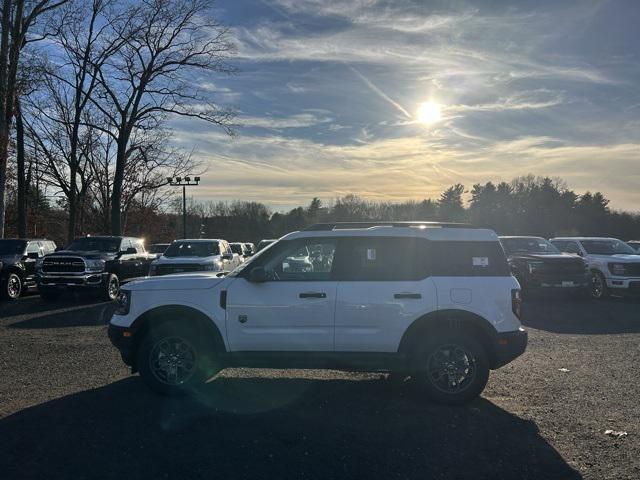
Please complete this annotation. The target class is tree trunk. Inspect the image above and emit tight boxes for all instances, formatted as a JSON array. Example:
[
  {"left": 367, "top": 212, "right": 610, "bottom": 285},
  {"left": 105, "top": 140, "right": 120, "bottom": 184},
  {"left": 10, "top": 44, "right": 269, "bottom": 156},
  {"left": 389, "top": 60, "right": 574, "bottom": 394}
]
[
  {"left": 15, "top": 97, "right": 26, "bottom": 237},
  {"left": 110, "top": 134, "right": 128, "bottom": 235},
  {"left": 0, "top": 0, "right": 12, "bottom": 239}
]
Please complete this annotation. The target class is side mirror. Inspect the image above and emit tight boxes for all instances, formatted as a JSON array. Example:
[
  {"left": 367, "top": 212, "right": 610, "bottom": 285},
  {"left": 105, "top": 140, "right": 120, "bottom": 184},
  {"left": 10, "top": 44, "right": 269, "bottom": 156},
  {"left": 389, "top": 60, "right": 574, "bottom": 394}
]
[
  {"left": 222, "top": 252, "right": 233, "bottom": 261},
  {"left": 248, "top": 266, "right": 268, "bottom": 283},
  {"left": 27, "top": 252, "right": 39, "bottom": 260}
]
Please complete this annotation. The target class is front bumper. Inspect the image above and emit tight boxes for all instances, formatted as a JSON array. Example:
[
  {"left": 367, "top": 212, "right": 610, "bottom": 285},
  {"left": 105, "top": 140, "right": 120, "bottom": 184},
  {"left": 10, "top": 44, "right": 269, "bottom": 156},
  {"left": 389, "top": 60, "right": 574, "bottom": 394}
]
[
  {"left": 491, "top": 328, "right": 527, "bottom": 369},
  {"left": 523, "top": 273, "right": 589, "bottom": 292},
  {"left": 605, "top": 276, "right": 640, "bottom": 293},
  {"left": 108, "top": 323, "right": 135, "bottom": 367},
  {"left": 37, "top": 272, "right": 108, "bottom": 289}
]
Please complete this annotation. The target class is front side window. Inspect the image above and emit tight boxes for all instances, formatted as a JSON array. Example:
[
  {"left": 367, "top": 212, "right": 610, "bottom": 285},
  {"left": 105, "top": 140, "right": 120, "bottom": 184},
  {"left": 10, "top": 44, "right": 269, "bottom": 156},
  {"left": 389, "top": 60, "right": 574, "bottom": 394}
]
[
  {"left": 260, "top": 238, "right": 337, "bottom": 281},
  {"left": 580, "top": 240, "right": 635, "bottom": 255},
  {"left": 164, "top": 241, "right": 220, "bottom": 257}
]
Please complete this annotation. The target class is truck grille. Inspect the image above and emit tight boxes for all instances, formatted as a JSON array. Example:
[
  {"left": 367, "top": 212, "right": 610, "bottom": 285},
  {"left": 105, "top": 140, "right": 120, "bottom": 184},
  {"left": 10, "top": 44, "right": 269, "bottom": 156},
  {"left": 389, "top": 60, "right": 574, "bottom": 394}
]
[
  {"left": 155, "top": 264, "right": 203, "bottom": 276},
  {"left": 42, "top": 257, "right": 85, "bottom": 273},
  {"left": 540, "top": 259, "right": 586, "bottom": 275},
  {"left": 621, "top": 263, "right": 640, "bottom": 276}
]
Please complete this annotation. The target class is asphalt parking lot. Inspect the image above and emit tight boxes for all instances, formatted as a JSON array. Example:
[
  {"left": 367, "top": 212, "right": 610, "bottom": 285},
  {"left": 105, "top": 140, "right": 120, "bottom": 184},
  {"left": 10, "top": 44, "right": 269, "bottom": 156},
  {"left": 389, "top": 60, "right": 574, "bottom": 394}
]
[{"left": 1, "top": 294, "right": 639, "bottom": 480}]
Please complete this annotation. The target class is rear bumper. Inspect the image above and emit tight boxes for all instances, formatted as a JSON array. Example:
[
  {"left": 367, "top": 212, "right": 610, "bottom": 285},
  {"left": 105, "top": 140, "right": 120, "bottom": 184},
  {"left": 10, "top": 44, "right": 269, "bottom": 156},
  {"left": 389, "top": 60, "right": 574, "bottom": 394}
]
[
  {"left": 108, "top": 323, "right": 135, "bottom": 367},
  {"left": 491, "top": 328, "right": 527, "bottom": 369}
]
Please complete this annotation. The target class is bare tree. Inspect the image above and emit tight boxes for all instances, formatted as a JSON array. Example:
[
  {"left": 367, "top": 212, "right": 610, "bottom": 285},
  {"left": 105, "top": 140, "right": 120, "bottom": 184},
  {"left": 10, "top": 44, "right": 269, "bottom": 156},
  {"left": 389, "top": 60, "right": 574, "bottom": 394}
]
[
  {"left": 92, "top": 0, "right": 235, "bottom": 235},
  {"left": 0, "top": 0, "right": 67, "bottom": 238}
]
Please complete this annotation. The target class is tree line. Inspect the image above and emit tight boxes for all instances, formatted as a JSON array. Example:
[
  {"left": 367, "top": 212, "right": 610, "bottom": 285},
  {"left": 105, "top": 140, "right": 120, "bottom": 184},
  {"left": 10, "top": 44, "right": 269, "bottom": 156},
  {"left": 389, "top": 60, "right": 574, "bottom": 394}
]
[
  {"left": 0, "top": 0, "right": 235, "bottom": 242},
  {"left": 4, "top": 174, "right": 639, "bottom": 246}
]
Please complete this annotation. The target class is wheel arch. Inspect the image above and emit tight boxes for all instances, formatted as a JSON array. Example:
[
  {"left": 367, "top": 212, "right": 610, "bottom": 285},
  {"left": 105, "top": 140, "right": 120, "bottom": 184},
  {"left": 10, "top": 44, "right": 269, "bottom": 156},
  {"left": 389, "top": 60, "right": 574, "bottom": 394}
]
[
  {"left": 2, "top": 264, "right": 25, "bottom": 279},
  {"left": 398, "top": 309, "right": 498, "bottom": 366},
  {"left": 129, "top": 304, "right": 226, "bottom": 371}
]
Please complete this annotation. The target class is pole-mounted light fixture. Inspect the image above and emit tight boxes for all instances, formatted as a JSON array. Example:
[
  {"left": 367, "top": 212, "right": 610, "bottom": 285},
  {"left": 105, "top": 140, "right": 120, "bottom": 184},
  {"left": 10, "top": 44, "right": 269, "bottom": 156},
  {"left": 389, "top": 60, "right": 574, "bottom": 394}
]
[{"left": 167, "top": 176, "right": 201, "bottom": 238}]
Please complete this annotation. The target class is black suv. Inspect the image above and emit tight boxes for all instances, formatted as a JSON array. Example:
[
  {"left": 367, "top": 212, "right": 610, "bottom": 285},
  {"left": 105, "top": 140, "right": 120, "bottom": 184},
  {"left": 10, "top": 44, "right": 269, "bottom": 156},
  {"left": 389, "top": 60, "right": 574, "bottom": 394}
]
[
  {"left": 500, "top": 236, "right": 589, "bottom": 296},
  {"left": 36, "top": 236, "right": 155, "bottom": 301},
  {"left": 0, "top": 239, "right": 57, "bottom": 300}
]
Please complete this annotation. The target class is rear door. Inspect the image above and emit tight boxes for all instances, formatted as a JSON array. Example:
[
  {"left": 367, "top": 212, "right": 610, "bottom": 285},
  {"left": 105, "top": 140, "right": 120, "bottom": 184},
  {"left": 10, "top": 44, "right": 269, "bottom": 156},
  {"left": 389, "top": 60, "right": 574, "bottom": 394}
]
[{"left": 333, "top": 236, "right": 437, "bottom": 352}]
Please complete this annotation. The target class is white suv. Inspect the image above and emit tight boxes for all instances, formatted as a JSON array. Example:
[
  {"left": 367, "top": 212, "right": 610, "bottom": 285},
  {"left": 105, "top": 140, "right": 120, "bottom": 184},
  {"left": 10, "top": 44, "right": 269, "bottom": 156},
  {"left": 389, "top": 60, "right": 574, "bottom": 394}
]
[
  {"left": 109, "top": 222, "right": 527, "bottom": 404},
  {"left": 148, "top": 239, "right": 240, "bottom": 276},
  {"left": 549, "top": 237, "right": 640, "bottom": 299}
]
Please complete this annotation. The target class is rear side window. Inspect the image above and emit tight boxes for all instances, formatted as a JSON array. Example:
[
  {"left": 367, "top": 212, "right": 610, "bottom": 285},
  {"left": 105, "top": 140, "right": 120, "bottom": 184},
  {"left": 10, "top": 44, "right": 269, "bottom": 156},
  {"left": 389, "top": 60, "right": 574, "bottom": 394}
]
[
  {"left": 429, "top": 241, "right": 510, "bottom": 276},
  {"left": 335, "top": 237, "right": 427, "bottom": 281}
]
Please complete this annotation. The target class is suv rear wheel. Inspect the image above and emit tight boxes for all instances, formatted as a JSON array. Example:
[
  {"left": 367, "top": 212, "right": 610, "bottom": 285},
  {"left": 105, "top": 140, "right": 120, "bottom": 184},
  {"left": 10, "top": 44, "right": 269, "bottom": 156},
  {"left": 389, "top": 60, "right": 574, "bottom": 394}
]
[
  {"left": 137, "top": 323, "right": 220, "bottom": 395},
  {"left": 411, "top": 331, "right": 489, "bottom": 405}
]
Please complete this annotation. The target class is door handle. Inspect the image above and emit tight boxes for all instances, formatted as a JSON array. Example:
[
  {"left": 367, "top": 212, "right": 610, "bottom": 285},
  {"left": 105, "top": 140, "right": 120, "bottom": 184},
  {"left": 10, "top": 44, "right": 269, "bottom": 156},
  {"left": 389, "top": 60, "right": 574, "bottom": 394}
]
[
  {"left": 394, "top": 293, "right": 422, "bottom": 299},
  {"left": 299, "top": 292, "right": 326, "bottom": 298}
]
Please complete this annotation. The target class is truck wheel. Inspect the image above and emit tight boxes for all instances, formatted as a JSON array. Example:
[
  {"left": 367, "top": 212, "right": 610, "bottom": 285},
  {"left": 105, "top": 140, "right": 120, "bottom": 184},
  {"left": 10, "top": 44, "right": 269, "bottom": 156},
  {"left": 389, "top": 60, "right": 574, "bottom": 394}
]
[
  {"left": 39, "top": 288, "right": 61, "bottom": 302},
  {"left": 411, "top": 332, "right": 490, "bottom": 405},
  {"left": 101, "top": 274, "right": 120, "bottom": 301},
  {"left": 2, "top": 273, "right": 22, "bottom": 300},
  {"left": 590, "top": 271, "right": 608, "bottom": 300},
  {"left": 137, "top": 323, "right": 219, "bottom": 396}
]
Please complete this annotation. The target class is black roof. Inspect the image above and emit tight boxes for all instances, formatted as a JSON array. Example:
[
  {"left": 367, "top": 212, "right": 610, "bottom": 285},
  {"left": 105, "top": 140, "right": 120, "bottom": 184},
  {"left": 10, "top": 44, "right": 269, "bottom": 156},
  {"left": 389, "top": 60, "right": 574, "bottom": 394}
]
[{"left": 304, "top": 221, "right": 473, "bottom": 231}]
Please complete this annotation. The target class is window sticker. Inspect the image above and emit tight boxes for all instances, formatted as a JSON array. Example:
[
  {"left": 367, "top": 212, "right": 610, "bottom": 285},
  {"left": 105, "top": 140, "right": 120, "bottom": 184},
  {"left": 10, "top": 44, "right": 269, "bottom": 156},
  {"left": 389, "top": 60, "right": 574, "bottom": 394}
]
[
  {"left": 472, "top": 256, "right": 489, "bottom": 267},
  {"left": 366, "top": 248, "right": 377, "bottom": 261}
]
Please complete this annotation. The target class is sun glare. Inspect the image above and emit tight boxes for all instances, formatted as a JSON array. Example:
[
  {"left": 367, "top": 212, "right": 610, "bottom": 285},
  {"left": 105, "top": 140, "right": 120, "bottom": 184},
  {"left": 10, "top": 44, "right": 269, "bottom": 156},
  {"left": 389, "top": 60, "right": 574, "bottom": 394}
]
[{"left": 417, "top": 101, "right": 442, "bottom": 125}]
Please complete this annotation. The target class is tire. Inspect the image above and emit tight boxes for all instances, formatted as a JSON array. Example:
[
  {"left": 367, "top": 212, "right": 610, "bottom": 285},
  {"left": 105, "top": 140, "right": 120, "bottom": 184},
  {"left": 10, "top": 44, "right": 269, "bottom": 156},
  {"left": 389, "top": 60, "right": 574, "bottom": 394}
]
[
  {"left": 2, "top": 273, "right": 23, "bottom": 300},
  {"left": 136, "top": 323, "right": 220, "bottom": 396},
  {"left": 101, "top": 274, "right": 120, "bottom": 301},
  {"left": 39, "top": 288, "right": 61, "bottom": 302},
  {"left": 411, "top": 331, "right": 490, "bottom": 405},
  {"left": 590, "top": 270, "right": 608, "bottom": 300}
]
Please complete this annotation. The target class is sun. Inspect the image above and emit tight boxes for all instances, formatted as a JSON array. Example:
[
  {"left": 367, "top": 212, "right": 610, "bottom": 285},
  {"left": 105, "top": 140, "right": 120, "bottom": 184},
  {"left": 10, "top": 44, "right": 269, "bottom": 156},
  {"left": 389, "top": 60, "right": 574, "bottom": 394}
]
[{"left": 416, "top": 101, "right": 442, "bottom": 125}]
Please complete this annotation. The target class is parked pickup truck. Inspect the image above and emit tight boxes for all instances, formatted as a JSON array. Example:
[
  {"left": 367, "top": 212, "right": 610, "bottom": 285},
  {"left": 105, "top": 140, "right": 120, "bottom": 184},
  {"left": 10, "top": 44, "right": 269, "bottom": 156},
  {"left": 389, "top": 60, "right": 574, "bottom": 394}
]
[{"left": 37, "top": 236, "right": 155, "bottom": 301}]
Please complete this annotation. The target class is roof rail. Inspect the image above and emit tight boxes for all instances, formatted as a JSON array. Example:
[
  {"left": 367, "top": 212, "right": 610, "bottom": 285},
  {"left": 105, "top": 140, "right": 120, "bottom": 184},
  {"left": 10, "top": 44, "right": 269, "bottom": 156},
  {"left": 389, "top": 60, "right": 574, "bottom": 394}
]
[{"left": 303, "top": 221, "right": 473, "bottom": 231}]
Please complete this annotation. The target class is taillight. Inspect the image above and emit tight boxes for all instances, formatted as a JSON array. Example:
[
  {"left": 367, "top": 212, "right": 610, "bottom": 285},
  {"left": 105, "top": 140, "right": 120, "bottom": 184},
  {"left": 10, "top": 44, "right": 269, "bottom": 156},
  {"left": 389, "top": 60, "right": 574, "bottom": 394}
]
[{"left": 511, "top": 288, "right": 522, "bottom": 319}]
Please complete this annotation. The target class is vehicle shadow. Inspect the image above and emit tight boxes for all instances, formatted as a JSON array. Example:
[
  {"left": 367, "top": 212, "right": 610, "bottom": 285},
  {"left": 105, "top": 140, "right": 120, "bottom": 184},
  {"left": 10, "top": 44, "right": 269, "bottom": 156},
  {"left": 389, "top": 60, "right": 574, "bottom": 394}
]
[
  {"left": 2, "top": 295, "right": 115, "bottom": 329},
  {"left": 522, "top": 295, "right": 640, "bottom": 334},
  {"left": 0, "top": 376, "right": 580, "bottom": 480}
]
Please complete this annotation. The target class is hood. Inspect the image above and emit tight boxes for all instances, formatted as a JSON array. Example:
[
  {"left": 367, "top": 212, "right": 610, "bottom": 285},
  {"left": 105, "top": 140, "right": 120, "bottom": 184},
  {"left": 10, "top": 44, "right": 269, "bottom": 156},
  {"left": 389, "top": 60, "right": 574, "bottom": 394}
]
[
  {"left": 47, "top": 250, "right": 116, "bottom": 260},
  {"left": 154, "top": 255, "right": 221, "bottom": 265},
  {"left": 125, "top": 272, "right": 227, "bottom": 291},
  {"left": 508, "top": 253, "right": 581, "bottom": 262},
  {"left": 588, "top": 254, "right": 640, "bottom": 262}
]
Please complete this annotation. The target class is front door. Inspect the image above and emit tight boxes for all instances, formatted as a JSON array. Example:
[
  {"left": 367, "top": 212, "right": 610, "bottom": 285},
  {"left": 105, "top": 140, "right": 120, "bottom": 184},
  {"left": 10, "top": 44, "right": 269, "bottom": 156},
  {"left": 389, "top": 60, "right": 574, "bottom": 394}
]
[{"left": 225, "top": 237, "right": 338, "bottom": 352}]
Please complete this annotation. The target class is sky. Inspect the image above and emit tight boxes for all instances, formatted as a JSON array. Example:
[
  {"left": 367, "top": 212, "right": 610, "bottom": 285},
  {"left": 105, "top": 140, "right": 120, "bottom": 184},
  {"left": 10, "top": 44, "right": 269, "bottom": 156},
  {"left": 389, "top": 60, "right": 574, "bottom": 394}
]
[{"left": 172, "top": 0, "right": 640, "bottom": 212}]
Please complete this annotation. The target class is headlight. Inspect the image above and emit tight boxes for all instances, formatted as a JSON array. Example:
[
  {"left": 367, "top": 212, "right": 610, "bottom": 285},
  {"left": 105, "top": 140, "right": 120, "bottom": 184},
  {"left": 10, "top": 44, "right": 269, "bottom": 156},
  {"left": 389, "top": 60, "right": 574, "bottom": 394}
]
[
  {"left": 85, "top": 259, "right": 105, "bottom": 272},
  {"left": 114, "top": 290, "right": 131, "bottom": 315},
  {"left": 608, "top": 263, "right": 627, "bottom": 276},
  {"left": 527, "top": 261, "right": 544, "bottom": 274}
]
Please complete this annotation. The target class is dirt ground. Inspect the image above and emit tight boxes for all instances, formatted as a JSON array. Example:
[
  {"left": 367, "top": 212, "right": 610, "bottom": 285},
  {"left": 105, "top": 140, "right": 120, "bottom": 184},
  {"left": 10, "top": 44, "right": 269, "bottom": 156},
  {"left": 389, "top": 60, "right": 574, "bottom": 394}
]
[{"left": 1, "top": 293, "right": 639, "bottom": 480}]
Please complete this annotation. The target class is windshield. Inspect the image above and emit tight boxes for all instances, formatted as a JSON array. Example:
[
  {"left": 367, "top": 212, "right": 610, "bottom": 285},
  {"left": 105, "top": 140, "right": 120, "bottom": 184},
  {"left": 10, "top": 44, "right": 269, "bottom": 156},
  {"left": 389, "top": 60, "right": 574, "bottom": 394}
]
[
  {"left": 164, "top": 241, "right": 220, "bottom": 257},
  {"left": 148, "top": 244, "right": 168, "bottom": 254},
  {"left": 581, "top": 240, "right": 636, "bottom": 255},
  {"left": 230, "top": 243, "right": 243, "bottom": 254},
  {"left": 0, "top": 239, "right": 26, "bottom": 255},
  {"left": 501, "top": 238, "right": 560, "bottom": 255},
  {"left": 67, "top": 238, "right": 121, "bottom": 252}
]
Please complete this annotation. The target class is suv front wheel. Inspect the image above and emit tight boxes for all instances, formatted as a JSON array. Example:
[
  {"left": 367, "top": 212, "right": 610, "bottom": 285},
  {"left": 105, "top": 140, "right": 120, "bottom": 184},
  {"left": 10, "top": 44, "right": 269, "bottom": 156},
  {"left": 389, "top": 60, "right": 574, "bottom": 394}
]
[
  {"left": 137, "top": 323, "right": 219, "bottom": 395},
  {"left": 411, "top": 332, "right": 490, "bottom": 405}
]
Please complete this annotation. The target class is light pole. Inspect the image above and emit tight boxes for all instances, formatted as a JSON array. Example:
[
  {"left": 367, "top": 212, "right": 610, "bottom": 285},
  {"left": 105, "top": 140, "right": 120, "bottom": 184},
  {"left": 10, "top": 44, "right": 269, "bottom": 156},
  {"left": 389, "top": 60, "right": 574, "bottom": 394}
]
[{"left": 167, "top": 176, "right": 201, "bottom": 238}]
